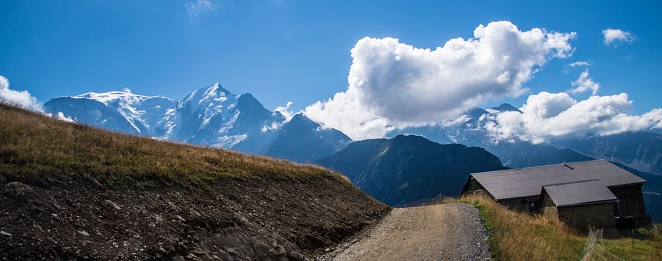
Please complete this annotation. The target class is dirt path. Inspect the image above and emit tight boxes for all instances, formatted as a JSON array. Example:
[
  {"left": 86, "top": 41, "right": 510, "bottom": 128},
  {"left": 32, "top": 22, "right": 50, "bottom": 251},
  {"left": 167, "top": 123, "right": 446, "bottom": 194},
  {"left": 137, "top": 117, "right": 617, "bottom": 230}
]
[{"left": 320, "top": 203, "right": 490, "bottom": 261}]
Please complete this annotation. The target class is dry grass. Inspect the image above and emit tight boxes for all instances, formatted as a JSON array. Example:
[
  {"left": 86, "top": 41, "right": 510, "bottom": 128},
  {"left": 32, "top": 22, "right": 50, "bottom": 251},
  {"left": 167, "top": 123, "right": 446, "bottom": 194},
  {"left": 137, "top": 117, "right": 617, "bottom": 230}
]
[
  {"left": 454, "top": 194, "right": 662, "bottom": 260},
  {"left": 455, "top": 194, "right": 587, "bottom": 261},
  {"left": 0, "top": 103, "right": 335, "bottom": 188}
]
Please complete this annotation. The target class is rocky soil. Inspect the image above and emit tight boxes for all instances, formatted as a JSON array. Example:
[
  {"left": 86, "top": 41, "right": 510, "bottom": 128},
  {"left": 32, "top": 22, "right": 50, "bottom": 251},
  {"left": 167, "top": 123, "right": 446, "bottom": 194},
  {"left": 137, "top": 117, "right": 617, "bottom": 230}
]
[
  {"left": 320, "top": 203, "right": 490, "bottom": 261},
  {"left": 0, "top": 175, "right": 390, "bottom": 260}
]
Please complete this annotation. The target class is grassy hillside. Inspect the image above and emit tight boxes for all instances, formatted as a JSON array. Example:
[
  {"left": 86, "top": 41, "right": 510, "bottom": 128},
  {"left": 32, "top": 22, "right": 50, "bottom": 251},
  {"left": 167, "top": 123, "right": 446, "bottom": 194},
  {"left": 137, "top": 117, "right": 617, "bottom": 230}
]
[
  {"left": 0, "top": 103, "right": 332, "bottom": 187},
  {"left": 453, "top": 195, "right": 661, "bottom": 261},
  {"left": 0, "top": 103, "right": 390, "bottom": 259}
]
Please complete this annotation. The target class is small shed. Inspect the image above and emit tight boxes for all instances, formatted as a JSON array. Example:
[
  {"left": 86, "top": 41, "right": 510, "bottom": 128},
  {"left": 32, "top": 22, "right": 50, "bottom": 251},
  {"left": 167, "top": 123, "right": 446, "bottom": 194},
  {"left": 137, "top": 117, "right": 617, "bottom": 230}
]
[
  {"left": 461, "top": 160, "right": 651, "bottom": 229},
  {"left": 541, "top": 180, "right": 618, "bottom": 229}
]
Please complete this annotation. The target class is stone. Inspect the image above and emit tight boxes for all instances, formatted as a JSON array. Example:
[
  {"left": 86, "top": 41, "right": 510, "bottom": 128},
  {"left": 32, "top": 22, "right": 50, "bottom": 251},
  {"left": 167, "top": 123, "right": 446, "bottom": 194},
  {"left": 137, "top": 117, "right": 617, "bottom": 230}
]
[{"left": 104, "top": 200, "right": 121, "bottom": 210}]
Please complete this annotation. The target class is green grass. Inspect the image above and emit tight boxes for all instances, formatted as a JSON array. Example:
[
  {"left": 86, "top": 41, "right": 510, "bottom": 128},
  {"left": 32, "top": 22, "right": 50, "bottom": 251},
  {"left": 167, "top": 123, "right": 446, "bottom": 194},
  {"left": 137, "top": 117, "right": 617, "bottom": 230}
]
[
  {"left": 600, "top": 225, "right": 662, "bottom": 261},
  {"left": 0, "top": 103, "right": 338, "bottom": 188},
  {"left": 452, "top": 194, "right": 662, "bottom": 261}
]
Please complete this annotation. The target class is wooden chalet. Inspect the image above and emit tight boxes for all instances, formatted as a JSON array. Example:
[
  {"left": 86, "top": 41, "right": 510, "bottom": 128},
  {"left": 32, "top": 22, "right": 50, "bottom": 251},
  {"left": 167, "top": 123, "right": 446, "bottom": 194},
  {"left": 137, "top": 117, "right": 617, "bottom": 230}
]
[{"left": 461, "top": 160, "right": 651, "bottom": 229}]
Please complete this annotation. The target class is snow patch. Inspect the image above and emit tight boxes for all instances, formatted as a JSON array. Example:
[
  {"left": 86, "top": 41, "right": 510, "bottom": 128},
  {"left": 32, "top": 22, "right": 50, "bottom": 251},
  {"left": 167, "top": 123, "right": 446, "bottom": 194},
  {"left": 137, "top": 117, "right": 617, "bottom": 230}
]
[{"left": 212, "top": 134, "right": 248, "bottom": 148}]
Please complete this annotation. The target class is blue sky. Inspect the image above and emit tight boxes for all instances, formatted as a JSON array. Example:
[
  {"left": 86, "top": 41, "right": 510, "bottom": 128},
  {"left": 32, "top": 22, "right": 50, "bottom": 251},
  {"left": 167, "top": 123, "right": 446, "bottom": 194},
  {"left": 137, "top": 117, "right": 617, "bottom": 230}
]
[{"left": 2, "top": 0, "right": 661, "bottom": 140}]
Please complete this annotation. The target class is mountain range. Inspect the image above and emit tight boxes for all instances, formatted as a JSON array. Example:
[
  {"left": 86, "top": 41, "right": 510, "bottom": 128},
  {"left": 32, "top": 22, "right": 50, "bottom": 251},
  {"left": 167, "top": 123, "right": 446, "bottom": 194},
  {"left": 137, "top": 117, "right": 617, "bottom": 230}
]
[
  {"left": 44, "top": 83, "right": 350, "bottom": 163},
  {"left": 396, "top": 104, "right": 662, "bottom": 176},
  {"left": 44, "top": 83, "right": 662, "bottom": 175}
]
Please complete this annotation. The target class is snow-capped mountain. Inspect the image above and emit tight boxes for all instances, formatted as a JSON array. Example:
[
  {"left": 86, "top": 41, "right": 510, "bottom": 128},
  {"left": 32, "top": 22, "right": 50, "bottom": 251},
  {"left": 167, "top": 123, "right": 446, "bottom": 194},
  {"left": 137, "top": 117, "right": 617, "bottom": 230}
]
[
  {"left": 44, "top": 83, "right": 350, "bottom": 162},
  {"left": 172, "top": 83, "right": 285, "bottom": 150},
  {"left": 45, "top": 92, "right": 176, "bottom": 136}
]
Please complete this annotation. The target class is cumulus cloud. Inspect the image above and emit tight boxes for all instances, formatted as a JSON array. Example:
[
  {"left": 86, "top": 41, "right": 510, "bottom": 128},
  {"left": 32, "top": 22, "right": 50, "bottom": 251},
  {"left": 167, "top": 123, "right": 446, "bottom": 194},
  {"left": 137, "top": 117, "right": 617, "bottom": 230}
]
[
  {"left": 487, "top": 92, "right": 662, "bottom": 144},
  {"left": 568, "top": 69, "right": 599, "bottom": 95},
  {"left": 602, "top": 28, "right": 635, "bottom": 46},
  {"left": 0, "top": 75, "right": 44, "bottom": 112},
  {"left": 305, "top": 21, "right": 576, "bottom": 140},
  {"left": 185, "top": 0, "right": 221, "bottom": 14}
]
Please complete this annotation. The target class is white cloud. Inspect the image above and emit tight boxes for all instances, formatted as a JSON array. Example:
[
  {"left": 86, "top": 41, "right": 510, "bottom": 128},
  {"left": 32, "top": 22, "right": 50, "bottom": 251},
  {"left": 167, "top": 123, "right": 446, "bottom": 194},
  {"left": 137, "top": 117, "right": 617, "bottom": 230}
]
[
  {"left": 305, "top": 21, "right": 576, "bottom": 140},
  {"left": 185, "top": 0, "right": 221, "bottom": 14},
  {"left": 487, "top": 92, "right": 662, "bottom": 144},
  {"left": 274, "top": 101, "right": 295, "bottom": 122},
  {"left": 568, "top": 61, "right": 592, "bottom": 68},
  {"left": 568, "top": 69, "right": 599, "bottom": 95},
  {"left": 56, "top": 112, "right": 75, "bottom": 123},
  {"left": 602, "top": 28, "right": 635, "bottom": 46},
  {"left": 0, "top": 75, "right": 44, "bottom": 113}
]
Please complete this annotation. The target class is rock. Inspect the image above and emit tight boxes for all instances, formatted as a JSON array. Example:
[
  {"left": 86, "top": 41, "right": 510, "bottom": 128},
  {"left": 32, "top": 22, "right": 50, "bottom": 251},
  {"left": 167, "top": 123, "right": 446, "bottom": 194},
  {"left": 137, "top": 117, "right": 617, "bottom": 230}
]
[
  {"left": 78, "top": 230, "right": 90, "bottom": 237},
  {"left": 104, "top": 199, "right": 121, "bottom": 210},
  {"left": 4, "top": 182, "right": 35, "bottom": 200}
]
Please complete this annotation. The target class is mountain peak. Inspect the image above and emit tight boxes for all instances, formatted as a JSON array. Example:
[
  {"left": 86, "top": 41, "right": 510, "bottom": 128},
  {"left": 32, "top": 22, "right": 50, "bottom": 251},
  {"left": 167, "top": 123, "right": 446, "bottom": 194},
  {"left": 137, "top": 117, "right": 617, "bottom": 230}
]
[
  {"left": 45, "top": 82, "right": 353, "bottom": 164},
  {"left": 491, "top": 103, "right": 522, "bottom": 113},
  {"left": 317, "top": 135, "right": 505, "bottom": 206},
  {"left": 290, "top": 113, "right": 308, "bottom": 122},
  {"left": 72, "top": 91, "right": 171, "bottom": 105},
  {"left": 465, "top": 107, "right": 489, "bottom": 118}
]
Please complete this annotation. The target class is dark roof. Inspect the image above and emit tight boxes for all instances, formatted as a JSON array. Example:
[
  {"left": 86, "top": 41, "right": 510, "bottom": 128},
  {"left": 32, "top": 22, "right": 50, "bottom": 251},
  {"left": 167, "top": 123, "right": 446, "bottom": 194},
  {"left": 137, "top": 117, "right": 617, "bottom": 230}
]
[
  {"left": 469, "top": 160, "right": 646, "bottom": 200},
  {"left": 542, "top": 180, "right": 617, "bottom": 207}
]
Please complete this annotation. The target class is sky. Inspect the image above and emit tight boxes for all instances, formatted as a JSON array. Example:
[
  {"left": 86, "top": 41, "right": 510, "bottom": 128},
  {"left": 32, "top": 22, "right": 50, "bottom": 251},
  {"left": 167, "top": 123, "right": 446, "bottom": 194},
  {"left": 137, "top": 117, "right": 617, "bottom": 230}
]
[{"left": 2, "top": 0, "right": 661, "bottom": 141}]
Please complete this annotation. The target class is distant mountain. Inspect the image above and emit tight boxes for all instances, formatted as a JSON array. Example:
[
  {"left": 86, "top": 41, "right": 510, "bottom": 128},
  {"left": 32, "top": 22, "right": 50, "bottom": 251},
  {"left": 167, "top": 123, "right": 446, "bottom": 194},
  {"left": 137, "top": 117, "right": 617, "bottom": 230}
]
[
  {"left": 44, "top": 83, "right": 350, "bottom": 163},
  {"left": 44, "top": 84, "right": 661, "bottom": 175},
  {"left": 395, "top": 103, "right": 662, "bottom": 175},
  {"left": 610, "top": 162, "right": 662, "bottom": 222},
  {"left": 482, "top": 142, "right": 594, "bottom": 168},
  {"left": 44, "top": 92, "right": 178, "bottom": 136},
  {"left": 265, "top": 114, "right": 352, "bottom": 163},
  {"left": 317, "top": 135, "right": 506, "bottom": 206},
  {"left": 44, "top": 96, "right": 148, "bottom": 135},
  {"left": 174, "top": 85, "right": 284, "bottom": 151},
  {"left": 556, "top": 132, "right": 662, "bottom": 176},
  {"left": 488, "top": 103, "right": 522, "bottom": 113}
]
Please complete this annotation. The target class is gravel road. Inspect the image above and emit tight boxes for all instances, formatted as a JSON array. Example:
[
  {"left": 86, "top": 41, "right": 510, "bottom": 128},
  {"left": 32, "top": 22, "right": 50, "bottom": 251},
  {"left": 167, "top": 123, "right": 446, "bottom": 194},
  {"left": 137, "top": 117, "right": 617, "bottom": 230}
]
[{"left": 319, "top": 203, "right": 490, "bottom": 261}]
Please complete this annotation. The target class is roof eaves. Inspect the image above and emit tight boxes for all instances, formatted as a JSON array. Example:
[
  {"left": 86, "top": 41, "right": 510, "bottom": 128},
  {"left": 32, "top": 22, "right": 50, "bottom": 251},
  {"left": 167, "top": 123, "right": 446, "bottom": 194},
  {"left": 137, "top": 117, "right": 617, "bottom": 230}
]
[{"left": 555, "top": 199, "right": 619, "bottom": 208}]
